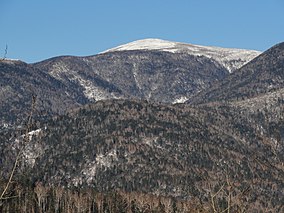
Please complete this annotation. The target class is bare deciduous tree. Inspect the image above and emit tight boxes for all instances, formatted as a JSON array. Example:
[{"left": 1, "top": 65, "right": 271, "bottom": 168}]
[{"left": 0, "top": 96, "right": 36, "bottom": 206}]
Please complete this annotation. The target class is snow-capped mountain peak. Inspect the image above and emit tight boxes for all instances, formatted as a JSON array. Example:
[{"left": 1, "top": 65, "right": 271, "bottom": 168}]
[
  {"left": 102, "top": 38, "right": 261, "bottom": 72},
  {"left": 103, "top": 38, "right": 178, "bottom": 52}
]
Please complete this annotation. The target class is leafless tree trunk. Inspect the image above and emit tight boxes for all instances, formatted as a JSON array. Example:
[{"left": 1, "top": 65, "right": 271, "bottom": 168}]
[{"left": 0, "top": 96, "right": 36, "bottom": 205}]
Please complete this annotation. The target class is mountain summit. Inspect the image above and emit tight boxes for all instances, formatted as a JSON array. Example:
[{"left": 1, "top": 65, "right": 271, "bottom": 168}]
[{"left": 103, "top": 38, "right": 261, "bottom": 72}]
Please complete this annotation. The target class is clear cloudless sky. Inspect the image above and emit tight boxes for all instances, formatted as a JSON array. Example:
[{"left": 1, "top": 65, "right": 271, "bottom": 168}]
[{"left": 0, "top": 0, "right": 284, "bottom": 63}]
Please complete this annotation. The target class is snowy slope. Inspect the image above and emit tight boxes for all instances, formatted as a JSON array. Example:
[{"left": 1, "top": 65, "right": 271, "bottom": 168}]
[
  {"left": 48, "top": 60, "right": 122, "bottom": 101},
  {"left": 103, "top": 38, "right": 261, "bottom": 72}
]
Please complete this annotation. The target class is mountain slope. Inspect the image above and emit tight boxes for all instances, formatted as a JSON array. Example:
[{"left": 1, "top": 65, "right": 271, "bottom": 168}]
[
  {"left": 103, "top": 38, "right": 261, "bottom": 72},
  {"left": 1, "top": 39, "right": 260, "bottom": 127},
  {"left": 191, "top": 42, "right": 284, "bottom": 104},
  {"left": 1, "top": 99, "right": 283, "bottom": 211},
  {"left": 34, "top": 50, "right": 229, "bottom": 103},
  {"left": 0, "top": 59, "right": 89, "bottom": 127}
]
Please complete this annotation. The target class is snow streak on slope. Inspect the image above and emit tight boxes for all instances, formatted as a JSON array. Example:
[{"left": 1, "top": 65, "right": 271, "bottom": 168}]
[
  {"left": 0, "top": 58, "right": 21, "bottom": 63},
  {"left": 49, "top": 61, "right": 121, "bottom": 101},
  {"left": 103, "top": 39, "right": 261, "bottom": 72}
]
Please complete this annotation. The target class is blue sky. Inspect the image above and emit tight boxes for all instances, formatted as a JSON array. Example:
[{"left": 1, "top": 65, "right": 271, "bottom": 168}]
[{"left": 0, "top": 0, "right": 284, "bottom": 63}]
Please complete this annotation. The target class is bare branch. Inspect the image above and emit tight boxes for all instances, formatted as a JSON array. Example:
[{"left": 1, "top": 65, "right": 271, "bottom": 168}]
[{"left": 0, "top": 96, "right": 36, "bottom": 201}]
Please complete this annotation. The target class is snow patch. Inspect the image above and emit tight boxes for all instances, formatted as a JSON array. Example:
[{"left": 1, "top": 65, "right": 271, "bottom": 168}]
[
  {"left": 172, "top": 96, "right": 188, "bottom": 104},
  {"left": 82, "top": 149, "right": 118, "bottom": 184},
  {"left": 27, "top": 129, "right": 42, "bottom": 141},
  {"left": 0, "top": 58, "right": 21, "bottom": 63},
  {"left": 14, "top": 128, "right": 44, "bottom": 167},
  {"left": 142, "top": 137, "right": 158, "bottom": 147},
  {"left": 95, "top": 149, "right": 118, "bottom": 167},
  {"left": 132, "top": 64, "right": 143, "bottom": 91},
  {"left": 49, "top": 62, "right": 121, "bottom": 101}
]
